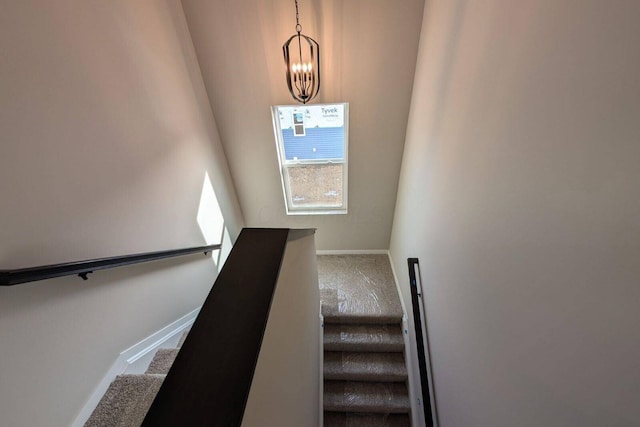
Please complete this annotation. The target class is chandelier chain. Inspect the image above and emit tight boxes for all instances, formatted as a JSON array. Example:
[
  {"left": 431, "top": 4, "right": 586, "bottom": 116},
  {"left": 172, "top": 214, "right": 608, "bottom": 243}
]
[{"left": 295, "top": 0, "right": 302, "bottom": 33}]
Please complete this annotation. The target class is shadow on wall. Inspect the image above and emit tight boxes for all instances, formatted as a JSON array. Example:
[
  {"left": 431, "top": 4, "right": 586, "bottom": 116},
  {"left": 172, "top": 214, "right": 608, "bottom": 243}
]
[{"left": 197, "top": 172, "right": 232, "bottom": 271}]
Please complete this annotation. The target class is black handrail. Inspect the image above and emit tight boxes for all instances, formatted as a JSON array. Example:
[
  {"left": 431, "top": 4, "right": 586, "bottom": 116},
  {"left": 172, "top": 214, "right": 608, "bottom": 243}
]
[
  {"left": 0, "top": 244, "right": 221, "bottom": 286},
  {"left": 408, "top": 257, "right": 435, "bottom": 427}
]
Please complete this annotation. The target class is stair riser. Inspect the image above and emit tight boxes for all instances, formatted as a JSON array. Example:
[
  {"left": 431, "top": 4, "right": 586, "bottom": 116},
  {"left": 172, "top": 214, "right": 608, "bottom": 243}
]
[
  {"left": 324, "top": 372, "right": 408, "bottom": 382},
  {"left": 324, "top": 351, "right": 408, "bottom": 383},
  {"left": 323, "top": 381, "right": 411, "bottom": 415},
  {"left": 323, "top": 342, "right": 404, "bottom": 353},
  {"left": 323, "top": 324, "right": 405, "bottom": 354},
  {"left": 323, "top": 317, "right": 403, "bottom": 325},
  {"left": 324, "top": 405, "right": 410, "bottom": 414},
  {"left": 323, "top": 412, "right": 411, "bottom": 427}
]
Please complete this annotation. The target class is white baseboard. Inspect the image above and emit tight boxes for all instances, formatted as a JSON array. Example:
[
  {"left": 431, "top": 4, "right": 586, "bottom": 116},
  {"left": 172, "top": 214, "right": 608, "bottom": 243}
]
[
  {"left": 70, "top": 308, "right": 200, "bottom": 427},
  {"left": 122, "top": 308, "right": 198, "bottom": 372},
  {"left": 316, "top": 249, "right": 389, "bottom": 255},
  {"left": 402, "top": 314, "right": 426, "bottom": 427}
]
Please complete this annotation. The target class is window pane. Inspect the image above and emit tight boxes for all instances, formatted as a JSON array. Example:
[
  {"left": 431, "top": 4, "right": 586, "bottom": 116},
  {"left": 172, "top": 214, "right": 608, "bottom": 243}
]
[
  {"left": 277, "top": 105, "right": 345, "bottom": 161},
  {"left": 286, "top": 164, "right": 343, "bottom": 208}
]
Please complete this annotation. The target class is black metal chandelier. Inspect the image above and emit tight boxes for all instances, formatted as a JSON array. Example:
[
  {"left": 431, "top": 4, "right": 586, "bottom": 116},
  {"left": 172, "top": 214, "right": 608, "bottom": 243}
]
[{"left": 283, "top": 0, "right": 320, "bottom": 104}]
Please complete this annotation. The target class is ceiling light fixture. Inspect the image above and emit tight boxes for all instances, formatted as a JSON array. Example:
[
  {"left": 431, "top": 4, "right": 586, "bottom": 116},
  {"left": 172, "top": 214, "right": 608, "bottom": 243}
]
[{"left": 283, "top": 0, "right": 320, "bottom": 104}]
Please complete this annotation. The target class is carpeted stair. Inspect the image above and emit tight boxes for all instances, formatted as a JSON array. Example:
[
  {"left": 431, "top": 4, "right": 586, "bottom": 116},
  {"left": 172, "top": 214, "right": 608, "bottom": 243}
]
[
  {"left": 145, "top": 349, "right": 179, "bottom": 375},
  {"left": 324, "top": 352, "right": 408, "bottom": 382},
  {"left": 86, "top": 255, "right": 412, "bottom": 426},
  {"left": 322, "top": 324, "right": 412, "bottom": 426},
  {"left": 323, "top": 324, "right": 405, "bottom": 353},
  {"left": 319, "top": 255, "right": 412, "bottom": 427},
  {"left": 84, "top": 329, "right": 189, "bottom": 427},
  {"left": 83, "top": 375, "right": 164, "bottom": 427}
]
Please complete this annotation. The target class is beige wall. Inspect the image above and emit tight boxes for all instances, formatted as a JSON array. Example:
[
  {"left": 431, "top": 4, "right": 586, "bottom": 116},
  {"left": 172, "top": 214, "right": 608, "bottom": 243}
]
[
  {"left": 0, "top": 1, "right": 243, "bottom": 426},
  {"left": 180, "top": 0, "right": 424, "bottom": 250},
  {"left": 390, "top": 0, "right": 640, "bottom": 425}
]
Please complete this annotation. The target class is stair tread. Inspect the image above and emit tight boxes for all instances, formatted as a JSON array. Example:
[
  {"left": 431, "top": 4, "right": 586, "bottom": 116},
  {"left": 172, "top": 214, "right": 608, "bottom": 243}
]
[
  {"left": 323, "top": 314, "right": 403, "bottom": 325},
  {"left": 324, "top": 381, "right": 410, "bottom": 414},
  {"left": 145, "top": 348, "right": 179, "bottom": 375},
  {"left": 324, "top": 412, "right": 411, "bottom": 427},
  {"left": 318, "top": 255, "right": 404, "bottom": 323},
  {"left": 324, "top": 324, "right": 404, "bottom": 352},
  {"left": 324, "top": 352, "right": 407, "bottom": 382},
  {"left": 84, "top": 374, "right": 165, "bottom": 427}
]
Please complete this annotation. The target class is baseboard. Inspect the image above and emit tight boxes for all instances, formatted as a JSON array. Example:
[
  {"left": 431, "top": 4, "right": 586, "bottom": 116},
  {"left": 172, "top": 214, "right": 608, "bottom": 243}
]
[
  {"left": 316, "top": 249, "right": 389, "bottom": 255},
  {"left": 402, "top": 314, "right": 426, "bottom": 427},
  {"left": 122, "top": 308, "right": 199, "bottom": 370},
  {"left": 70, "top": 308, "right": 200, "bottom": 427}
]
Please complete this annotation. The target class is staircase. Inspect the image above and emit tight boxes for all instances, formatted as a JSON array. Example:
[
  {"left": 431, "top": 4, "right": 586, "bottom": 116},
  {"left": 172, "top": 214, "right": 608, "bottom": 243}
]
[
  {"left": 319, "top": 255, "right": 412, "bottom": 427},
  {"left": 85, "top": 254, "right": 412, "bottom": 426},
  {"left": 83, "top": 331, "right": 187, "bottom": 427}
]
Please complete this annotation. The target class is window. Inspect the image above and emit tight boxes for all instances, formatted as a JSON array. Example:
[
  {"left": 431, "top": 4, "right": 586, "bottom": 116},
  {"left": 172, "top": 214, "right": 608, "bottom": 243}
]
[{"left": 271, "top": 103, "right": 349, "bottom": 215}]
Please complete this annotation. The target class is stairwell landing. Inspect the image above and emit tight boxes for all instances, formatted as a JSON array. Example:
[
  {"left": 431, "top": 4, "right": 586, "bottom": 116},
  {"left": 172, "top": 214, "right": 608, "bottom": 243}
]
[{"left": 318, "top": 254, "right": 412, "bottom": 427}]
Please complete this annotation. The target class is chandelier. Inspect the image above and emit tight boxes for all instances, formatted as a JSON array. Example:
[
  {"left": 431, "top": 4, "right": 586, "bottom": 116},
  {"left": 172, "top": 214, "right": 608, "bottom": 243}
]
[{"left": 283, "top": 0, "right": 320, "bottom": 104}]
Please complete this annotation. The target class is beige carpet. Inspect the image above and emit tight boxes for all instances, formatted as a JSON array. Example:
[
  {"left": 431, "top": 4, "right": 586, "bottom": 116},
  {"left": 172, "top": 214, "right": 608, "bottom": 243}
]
[
  {"left": 84, "top": 328, "right": 189, "bottom": 427},
  {"left": 318, "top": 255, "right": 403, "bottom": 324},
  {"left": 318, "top": 255, "right": 411, "bottom": 427},
  {"left": 83, "top": 374, "right": 164, "bottom": 427},
  {"left": 145, "top": 349, "right": 179, "bottom": 375}
]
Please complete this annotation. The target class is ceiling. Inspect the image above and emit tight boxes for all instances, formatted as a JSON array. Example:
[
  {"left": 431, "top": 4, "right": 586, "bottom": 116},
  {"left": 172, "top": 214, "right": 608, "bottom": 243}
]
[{"left": 180, "top": 0, "right": 425, "bottom": 250}]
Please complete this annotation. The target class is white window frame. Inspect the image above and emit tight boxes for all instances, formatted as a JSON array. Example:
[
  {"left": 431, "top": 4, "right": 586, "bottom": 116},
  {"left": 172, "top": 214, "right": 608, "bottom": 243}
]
[{"left": 271, "top": 103, "right": 349, "bottom": 215}]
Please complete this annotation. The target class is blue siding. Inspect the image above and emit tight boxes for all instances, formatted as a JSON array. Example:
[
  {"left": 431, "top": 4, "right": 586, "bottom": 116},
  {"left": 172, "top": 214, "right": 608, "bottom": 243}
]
[{"left": 282, "top": 127, "right": 344, "bottom": 160}]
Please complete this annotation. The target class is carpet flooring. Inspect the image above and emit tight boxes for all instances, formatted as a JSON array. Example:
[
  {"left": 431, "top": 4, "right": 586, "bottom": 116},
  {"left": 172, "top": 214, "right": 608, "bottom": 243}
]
[
  {"left": 318, "top": 255, "right": 404, "bottom": 324},
  {"left": 83, "top": 329, "right": 189, "bottom": 427},
  {"left": 83, "top": 375, "right": 164, "bottom": 427},
  {"left": 318, "top": 255, "right": 412, "bottom": 427}
]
